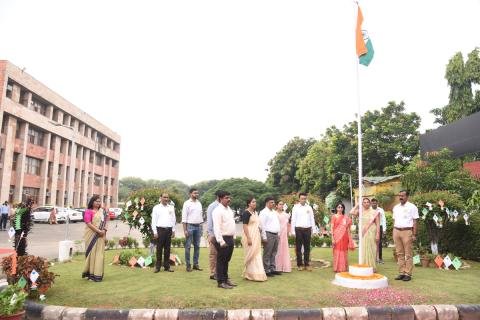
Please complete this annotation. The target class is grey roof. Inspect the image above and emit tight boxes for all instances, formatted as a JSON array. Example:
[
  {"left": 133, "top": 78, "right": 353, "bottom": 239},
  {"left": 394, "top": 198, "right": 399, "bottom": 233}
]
[{"left": 363, "top": 175, "right": 402, "bottom": 185}]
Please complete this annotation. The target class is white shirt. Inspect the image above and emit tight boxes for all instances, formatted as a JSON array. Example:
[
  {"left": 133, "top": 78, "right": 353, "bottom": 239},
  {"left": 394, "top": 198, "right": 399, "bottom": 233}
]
[
  {"left": 259, "top": 207, "right": 280, "bottom": 240},
  {"left": 291, "top": 203, "right": 315, "bottom": 234},
  {"left": 212, "top": 204, "right": 236, "bottom": 246},
  {"left": 151, "top": 203, "right": 176, "bottom": 235},
  {"left": 181, "top": 198, "right": 203, "bottom": 224},
  {"left": 393, "top": 201, "right": 419, "bottom": 228},
  {"left": 373, "top": 206, "right": 387, "bottom": 231}
]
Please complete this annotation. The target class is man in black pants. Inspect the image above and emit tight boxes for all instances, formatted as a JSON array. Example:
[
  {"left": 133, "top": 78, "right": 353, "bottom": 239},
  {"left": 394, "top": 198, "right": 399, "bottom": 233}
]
[
  {"left": 291, "top": 193, "right": 316, "bottom": 271},
  {"left": 212, "top": 191, "right": 237, "bottom": 289},
  {"left": 151, "top": 193, "right": 176, "bottom": 273}
]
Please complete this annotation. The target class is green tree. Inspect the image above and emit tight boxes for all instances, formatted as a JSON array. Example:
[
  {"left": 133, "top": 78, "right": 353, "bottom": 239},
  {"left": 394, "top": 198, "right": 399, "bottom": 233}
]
[
  {"left": 297, "top": 101, "right": 420, "bottom": 197},
  {"left": 266, "top": 137, "right": 316, "bottom": 194},
  {"left": 145, "top": 179, "right": 189, "bottom": 198},
  {"left": 402, "top": 149, "right": 480, "bottom": 200},
  {"left": 200, "top": 178, "right": 277, "bottom": 212},
  {"left": 191, "top": 180, "right": 220, "bottom": 196},
  {"left": 431, "top": 48, "right": 480, "bottom": 125}
]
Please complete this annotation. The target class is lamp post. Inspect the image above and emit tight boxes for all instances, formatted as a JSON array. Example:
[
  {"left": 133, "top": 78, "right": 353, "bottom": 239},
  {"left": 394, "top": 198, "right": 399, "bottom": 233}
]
[
  {"left": 337, "top": 172, "right": 353, "bottom": 210},
  {"left": 50, "top": 121, "right": 75, "bottom": 241}
]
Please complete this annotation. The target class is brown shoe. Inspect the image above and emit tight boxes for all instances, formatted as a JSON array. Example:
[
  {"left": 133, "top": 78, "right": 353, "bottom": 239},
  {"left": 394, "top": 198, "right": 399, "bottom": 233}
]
[
  {"left": 218, "top": 283, "right": 233, "bottom": 289},
  {"left": 297, "top": 266, "right": 304, "bottom": 271},
  {"left": 226, "top": 279, "right": 237, "bottom": 287},
  {"left": 186, "top": 266, "right": 192, "bottom": 272},
  {"left": 193, "top": 265, "right": 203, "bottom": 271}
]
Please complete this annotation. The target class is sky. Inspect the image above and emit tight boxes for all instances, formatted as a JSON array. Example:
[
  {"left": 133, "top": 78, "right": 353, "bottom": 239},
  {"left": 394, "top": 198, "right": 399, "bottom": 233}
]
[{"left": 1, "top": 0, "right": 479, "bottom": 185}]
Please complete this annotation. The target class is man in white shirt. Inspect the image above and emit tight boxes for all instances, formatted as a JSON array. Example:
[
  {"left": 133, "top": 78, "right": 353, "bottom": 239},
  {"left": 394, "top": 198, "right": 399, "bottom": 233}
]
[
  {"left": 392, "top": 190, "right": 419, "bottom": 282},
  {"left": 151, "top": 193, "right": 176, "bottom": 273},
  {"left": 212, "top": 191, "right": 237, "bottom": 289},
  {"left": 371, "top": 198, "right": 386, "bottom": 264},
  {"left": 259, "top": 196, "right": 281, "bottom": 276},
  {"left": 182, "top": 188, "right": 204, "bottom": 272},
  {"left": 206, "top": 190, "right": 221, "bottom": 280},
  {"left": 291, "top": 193, "right": 316, "bottom": 271},
  {"left": 1, "top": 201, "right": 10, "bottom": 230}
]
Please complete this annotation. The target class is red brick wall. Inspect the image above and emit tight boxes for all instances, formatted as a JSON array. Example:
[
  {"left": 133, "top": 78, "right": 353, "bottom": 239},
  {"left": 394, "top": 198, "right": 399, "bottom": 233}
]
[{"left": 464, "top": 161, "right": 480, "bottom": 179}]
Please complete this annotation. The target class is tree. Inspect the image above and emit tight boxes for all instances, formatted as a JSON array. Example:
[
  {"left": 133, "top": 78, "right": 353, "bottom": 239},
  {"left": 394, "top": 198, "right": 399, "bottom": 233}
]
[
  {"left": 297, "top": 101, "right": 420, "bottom": 197},
  {"left": 401, "top": 149, "right": 480, "bottom": 201},
  {"left": 431, "top": 48, "right": 480, "bottom": 125},
  {"left": 266, "top": 137, "right": 316, "bottom": 194},
  {"left": 145, "top": 179, "right": 189, "bottom": 198},
  {"left": 200, "top": 178, "right": 277, "bottom": 212},
  {"left": 118, "top": 177, "right": 190, "bottom": 201},
  {"left": 191, "top": 180, "right": 220, "bottom": 196}
]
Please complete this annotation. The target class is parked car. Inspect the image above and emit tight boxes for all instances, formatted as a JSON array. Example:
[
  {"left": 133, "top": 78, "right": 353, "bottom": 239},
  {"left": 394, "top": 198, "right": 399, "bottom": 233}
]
[
  {"left": 109, "top": 208, "right": 122, "bottom": 219},
  {"left": 31, "top": 206, "right": 67, "bottom": 223},
  {"left": 74, "top": 208, "right": 86, "bottom": 219},
  {"left": 60, "top": 208, "right": 83, "bottom": 222}
]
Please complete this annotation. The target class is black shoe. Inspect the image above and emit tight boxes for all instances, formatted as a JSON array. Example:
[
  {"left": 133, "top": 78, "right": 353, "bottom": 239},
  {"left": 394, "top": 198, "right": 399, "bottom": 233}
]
[
  {"left": 394, "top": 274, "right": 405, "bottom": 280},
  {"left": 218, "top": 283, "right": 233, "bottom": 289},
  {"left": 165, "top": 269, "right": 174, "bottom": 272},
  {"left": 186, "top": 266, "right": 192, "bottom": 272},
  {"left": 226, "top": 279, "right": 237, "bottom": 287},
  {"left": 193, "top": 265, "right": 203, "bottom": 271},
  {"left": 266, "top": 272, "right": 275, "bottom": 277},
  {"left": 154, "top": 268, "right": 160, "bottom": 273},
  {"left": 402, "top": 275, "right": 412, "bottom": 281},
  {"left": 271, "top": 271, "right": 282, "bottom": 275},
  {"left": 210, "top": 275, "right": 217, "bottom": 280}
]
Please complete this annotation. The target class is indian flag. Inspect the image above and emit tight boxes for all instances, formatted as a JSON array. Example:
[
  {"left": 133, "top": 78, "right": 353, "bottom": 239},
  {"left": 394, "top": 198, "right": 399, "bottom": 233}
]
[{"left": 356, "top": 5, "right": 374, "bottom": 66}]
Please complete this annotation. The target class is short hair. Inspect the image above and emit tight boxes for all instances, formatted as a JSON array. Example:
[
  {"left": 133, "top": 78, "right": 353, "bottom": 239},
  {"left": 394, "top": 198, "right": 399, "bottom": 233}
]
[
  {"left": 161, "top": 192, "right": 169, "bottom": 198},
  {"left": 87, "top": 195, "right": 101, "bottom": 209},
  {"left": 246, "top": 196, "right": 255, "bottom": 206},
  {"left": 298, "top": 192, "right": 307, "bottom": 198},
  {"left": 214, "top": 189, "right": 223, "bottom": 197},
  {"left": 189, "top": 188, "right": 198, "bottom": 194},
  {"left": 264, "top": 196, "right": 275, "bottom": 204},
  {"left": 371, "top": 198, "right": 378, "bottom": 202},
  {"left": 399, "top": 190, "right": 409, "bottom": 196},
  {"left": 217, "top": 191, "right": 231, "bottom": 199}
]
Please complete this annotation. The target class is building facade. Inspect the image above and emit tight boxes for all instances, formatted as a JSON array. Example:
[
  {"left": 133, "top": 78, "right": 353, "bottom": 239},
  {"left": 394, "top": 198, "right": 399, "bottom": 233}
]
[{"left": 0, "top": 60, "right": 120, "bottom": 208}]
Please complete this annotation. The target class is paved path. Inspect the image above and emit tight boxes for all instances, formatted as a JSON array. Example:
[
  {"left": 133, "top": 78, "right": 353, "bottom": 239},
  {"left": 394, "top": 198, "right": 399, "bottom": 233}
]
[{"left": 0, "top": 220, "right": 244, "bottom": 260}]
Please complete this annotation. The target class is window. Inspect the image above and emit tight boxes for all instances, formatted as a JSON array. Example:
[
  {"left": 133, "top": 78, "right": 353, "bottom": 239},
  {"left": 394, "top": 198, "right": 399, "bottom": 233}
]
[
  {"left": 28, "top": 127, "right": 44, "bottom": 146},
  {"left": 104, "top": 176, "right": 108, "bottom": 185},
  {"left": 112, "top": 160, "right": 118, "bottom": 168},
  {"left": 76, "top": 147, "right": 81, "bottom": 159},
  {"left": 95, "top": 155, "right": 103, "bottom": 166},
  {"left": 60, "top": 139, "right": 65, "bottom": 154},
  {"left": 9, "top": 186, "right": 14, "bottom": 203},
  {"left": 58, "top": 164, "right": 63, "bottom": 177},
  {"left": 6, "top": 80, "right": 13, "bottom": 99},
  {"left": 94, "top": 174, "right": 101, "bottom": 186},
  {"left": 47, "top": 162, "right": 53, "bottom": 178},
  {"left": 65, "top": 166, "right": 70, "bottom": 181},
  {"left": 29, "top": 97, "right": 47, "bottom": 116},
  {"left": 12, "top": 153, "right": 19, "bottom": 171},
  {"left": 50, "top": 135, "right": 55, "bottom": 150},
  {"left": 89, "top": 152, "right": 94, "bottom": 163},
  {"left": 52, "top": 109, "right": 59, "bottom": 122},
  {"left": 20, "top": 89, "right": 29, "bottom": 106},
  {"left": 25, "top": 156, "right": 42, "bottom": 175},
  {"left": 74, "top": 169, "right": 78, "bottom": 182},
  {"left": 15, "top": 122, "right": 23, "bottom": 139},
  {"left": 67, "top": 141, "right": 71, "bottom": 156},
  {"left": 22, "top": 187, "right": 39, "bottom": 204},
  {"left": 1, "top": 115, "right": 8, "bottom": 134},
  {"left": 111, "top": 178, "right": 115, "bottom": 186}
]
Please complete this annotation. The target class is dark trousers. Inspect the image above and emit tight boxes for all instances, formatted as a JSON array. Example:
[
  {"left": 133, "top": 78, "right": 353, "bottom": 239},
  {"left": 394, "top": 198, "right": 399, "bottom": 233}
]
[
  {"left": 156, "top": 227, "right": 172, "bottom": 270},
  {"left": 295, "top": 227, "right": 312, "bottom": 267},
  {"left": 0, "top": 214, "right": 8, "bottom": 229},
  {"left": 378, "top": 226, "right": 383, "bottom": 260},
  {"left": 263, "top": 232, "right": 279, "bottom": 273},
  {"left": 214, "top": 236, "right": 234, "bottom": 285}
]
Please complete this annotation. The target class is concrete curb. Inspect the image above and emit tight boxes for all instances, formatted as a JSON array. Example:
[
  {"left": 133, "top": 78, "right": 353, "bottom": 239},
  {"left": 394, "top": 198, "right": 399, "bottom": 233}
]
[{"left": 24, "top": 302, "right": 480, "bottom": 319}]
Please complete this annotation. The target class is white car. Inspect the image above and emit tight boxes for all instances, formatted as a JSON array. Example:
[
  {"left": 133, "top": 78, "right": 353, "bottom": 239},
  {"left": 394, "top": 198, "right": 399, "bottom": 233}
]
[
  {"left": 31, "top": 206, "right": 67, "bottom": 223},
  {"left": 109, "top": 208, "right": 123, "bottom": 219},
  {"left": 59, "top": 208, "right": 83, "bottom": 222}
]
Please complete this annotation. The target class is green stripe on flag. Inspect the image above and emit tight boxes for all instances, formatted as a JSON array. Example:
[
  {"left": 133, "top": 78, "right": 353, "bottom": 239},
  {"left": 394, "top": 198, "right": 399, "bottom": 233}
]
[{"left": 359, "top": 38, "right": 374, "bottom": 66}]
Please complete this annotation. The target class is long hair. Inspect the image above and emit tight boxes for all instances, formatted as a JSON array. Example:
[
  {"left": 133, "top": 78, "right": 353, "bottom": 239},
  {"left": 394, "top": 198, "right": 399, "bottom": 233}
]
[
  {"left": 335, "top": 202, "right": 346, "bottom": 215},
  {"left": 87, "top": 195, "right": 101, "bottom": 209}
]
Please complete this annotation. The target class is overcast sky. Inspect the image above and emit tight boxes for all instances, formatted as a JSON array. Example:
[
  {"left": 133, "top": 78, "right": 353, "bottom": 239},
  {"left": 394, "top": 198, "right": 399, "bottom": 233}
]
[{"left": 1, "top": 1, "right": 479, "bottom": 185}]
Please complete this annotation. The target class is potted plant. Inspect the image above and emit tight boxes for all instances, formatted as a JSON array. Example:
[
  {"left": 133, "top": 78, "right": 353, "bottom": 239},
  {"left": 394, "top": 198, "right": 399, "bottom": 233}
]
[
  {"left": 417, "top": 246, "right": 431, "bottom": 268},
  {"left": 0, "top": 284, "right": 27, "bottom": 320}
]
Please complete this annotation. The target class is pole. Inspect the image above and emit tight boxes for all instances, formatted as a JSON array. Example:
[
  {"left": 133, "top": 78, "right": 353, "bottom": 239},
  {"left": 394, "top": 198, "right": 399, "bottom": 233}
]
[
  {"left": 349, "top": 174, "right": 353, "bottom": 209},
  {"left": 355, "top": 2, "right": 364, "bottom": 265}
]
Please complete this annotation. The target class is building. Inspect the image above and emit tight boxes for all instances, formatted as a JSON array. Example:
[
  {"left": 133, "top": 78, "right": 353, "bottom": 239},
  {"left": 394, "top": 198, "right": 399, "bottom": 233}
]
[
  {"left": 0, "top": 60, "right": 120, "bottom": 208},
  {"left": 354, "top": 175, "right": 402, "bottom": 211}
]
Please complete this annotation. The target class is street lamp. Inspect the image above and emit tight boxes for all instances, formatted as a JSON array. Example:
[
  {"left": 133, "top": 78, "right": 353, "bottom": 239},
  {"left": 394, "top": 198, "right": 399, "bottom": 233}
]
[
  {"left": 50, "top": 121, "right": 75, "bottom": 241},
  {"left": 337, "top": 172, "right": 353, "bottom": 210}
]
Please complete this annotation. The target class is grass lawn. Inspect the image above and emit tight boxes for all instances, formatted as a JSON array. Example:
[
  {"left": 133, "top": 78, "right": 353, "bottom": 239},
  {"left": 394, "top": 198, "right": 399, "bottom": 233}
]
[{"left": 46, "top": 247, "right": 480, "bottom": 309}]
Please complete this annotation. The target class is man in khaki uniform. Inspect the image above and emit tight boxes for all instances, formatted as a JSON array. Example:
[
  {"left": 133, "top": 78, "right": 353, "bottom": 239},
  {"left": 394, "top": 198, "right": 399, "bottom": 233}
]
[{"left": 392, "top": 190, "right": 419, "bottom": 282}]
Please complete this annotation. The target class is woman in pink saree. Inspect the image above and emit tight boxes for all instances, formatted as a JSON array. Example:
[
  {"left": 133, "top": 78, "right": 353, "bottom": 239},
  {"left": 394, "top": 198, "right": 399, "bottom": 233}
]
[
  {"left": 275, "top": 200, "right": 291, "bottom": 272},
  {"left": 331, "top": 202, "right": 353, "bottom": 272}
]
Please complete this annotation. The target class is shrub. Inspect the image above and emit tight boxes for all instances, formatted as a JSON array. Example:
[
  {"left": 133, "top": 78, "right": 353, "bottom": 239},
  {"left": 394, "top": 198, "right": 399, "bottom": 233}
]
[
  {"left": 310, "top": 235, "right": 323, "bottom": 247},
  {"left": 1, "top": 255, "right": 56, "bottom": 299},
  {"left": 106, "top": 239, "right": 116, "bottom": 250},
  {"left": 234, "top": 236, "right": 242, "bottom": 248},
  {"left": 118, "top": 251, "right": 134, "bottom": 265},
  {"left": 288, "top": 235, "right": 295, "bottom": 247},
  {"left": 439, "top": 214, "right": 480, "bottom": 261},
  {"left": 0, "top": 284, "right": 27, "bottom": 316},
  {"left": 323, "top": 237, "right": 332, "bottom": 247}
]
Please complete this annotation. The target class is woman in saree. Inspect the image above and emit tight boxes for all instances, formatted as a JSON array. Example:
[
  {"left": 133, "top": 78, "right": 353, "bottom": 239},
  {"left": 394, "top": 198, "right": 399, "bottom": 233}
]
[
  {"left": 331, "top": 202, "right": 353, "bottom": 272},
  {"left": 351, "top": 198, "right": 380, "bottom": 271},
  {"left": 275, "top": 200, "right": 291, "bottom": 273},
  {"left": 82, "top": 195, "right": 108, "bottom": 282},
  {"left": 241, "top": 197, "right": 267, "bottom": 281}
]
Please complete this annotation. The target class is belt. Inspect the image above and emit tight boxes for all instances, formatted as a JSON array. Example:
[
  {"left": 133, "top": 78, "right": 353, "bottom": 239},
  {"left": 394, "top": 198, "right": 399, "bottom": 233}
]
[
  {"left": 157, "top": 226, "right": 172, "bottom": 230},
  {"left": 395, "top": 227, "right": 413, "bottom": 231},
  {"left": 266, "top": 231, "right": 278, "bottom": 235},
  {"left": 187, "top": 223, "right": 202, "bottom": 226},
  {"left": 295, "top": 227, "right": 312, "bottom": 230}
]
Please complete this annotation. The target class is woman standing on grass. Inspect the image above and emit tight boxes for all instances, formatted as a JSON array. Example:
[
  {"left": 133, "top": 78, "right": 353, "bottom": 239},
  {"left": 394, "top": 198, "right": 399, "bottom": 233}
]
[
  {"left": 241, "top": 197, "right": 267, "bottom": 281},
  {"left": 82, "top": 195, "right": 108, "bottom": 282},
  {"left": 351, "top": 198, "right": 380, "bottom": 271},
  {"left": 275, "top": 200, "right": 291, "bottom": 273},
  {"left": 331, "top": 202, "right": 353, "bottom": 272}
]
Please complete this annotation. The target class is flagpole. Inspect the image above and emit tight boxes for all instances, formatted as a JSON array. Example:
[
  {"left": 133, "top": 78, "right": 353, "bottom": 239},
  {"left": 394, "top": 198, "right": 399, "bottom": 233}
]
[{"left": 355, "top": 1, "right": 364, "bottom": 265}]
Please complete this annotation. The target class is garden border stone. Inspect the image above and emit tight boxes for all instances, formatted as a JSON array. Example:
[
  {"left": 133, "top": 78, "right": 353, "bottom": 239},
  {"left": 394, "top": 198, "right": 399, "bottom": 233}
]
[{"left": 23, "top": 302, "right": 480, "bottom": 320}]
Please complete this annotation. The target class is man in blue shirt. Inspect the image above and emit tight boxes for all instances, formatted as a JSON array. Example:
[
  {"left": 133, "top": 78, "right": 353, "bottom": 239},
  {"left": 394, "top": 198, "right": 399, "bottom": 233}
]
[
  {"left": 206, "top": 190, "right": 222, "bottom": 280},
  {"left": 0, "top": 201, "right": 10, "bottom": 231}
]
